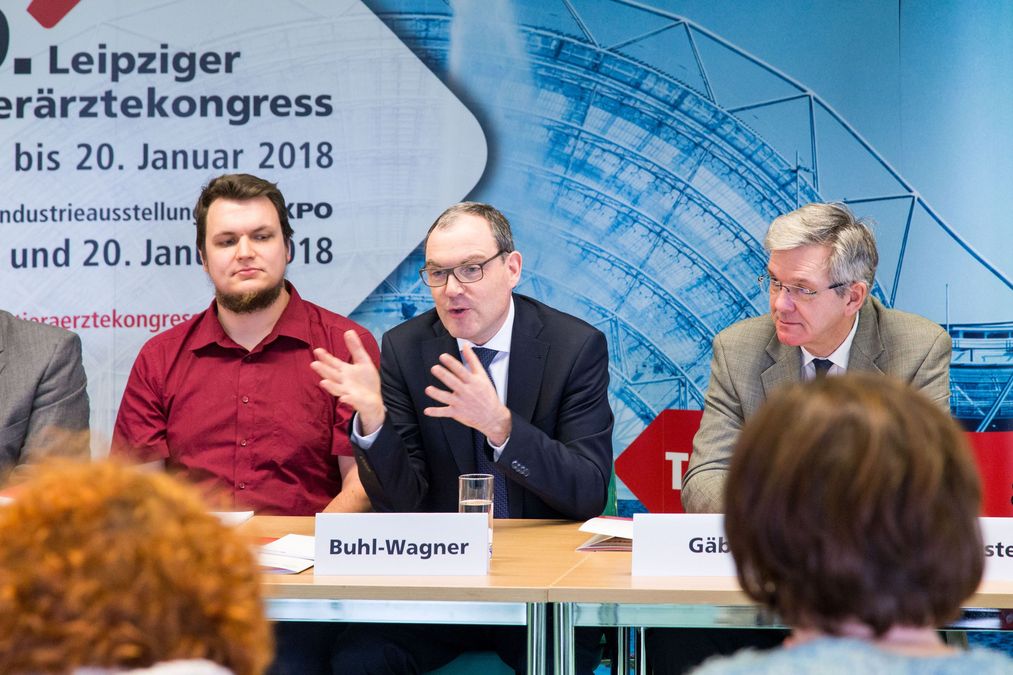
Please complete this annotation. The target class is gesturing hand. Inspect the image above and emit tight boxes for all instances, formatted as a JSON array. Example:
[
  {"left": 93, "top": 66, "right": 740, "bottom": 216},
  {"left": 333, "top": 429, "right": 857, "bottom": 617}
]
[
  {"left": 311, "top": 330, "right": 385, "bottom": 435},
  {"left": 424, "top": 345, "right": 512, "bottom": 445}
]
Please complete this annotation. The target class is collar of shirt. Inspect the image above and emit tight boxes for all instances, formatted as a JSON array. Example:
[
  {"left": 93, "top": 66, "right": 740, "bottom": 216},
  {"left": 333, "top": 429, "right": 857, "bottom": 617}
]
[
  {"left": 189, "top": 282, "right": 313, "bottom": 353},
  {"left": 455, "top": 297, "right": 514, "bottom": 404},
  {"left": 801, "top": 311, "right": 860, "bottom": 379}
]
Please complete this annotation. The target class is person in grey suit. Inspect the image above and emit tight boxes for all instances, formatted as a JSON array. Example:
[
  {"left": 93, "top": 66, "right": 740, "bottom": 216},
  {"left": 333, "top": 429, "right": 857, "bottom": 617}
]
[
  {"left": 650, "top": 202, "right": 951, "bottom": 675},
  {"left": 0, "top": 310, "right": 90, "bottom": 484},
  {"left": 311, "top": 202, "right": 612, "bottom": 674},
  {"left": 682, "top": 202, "right": 950, "bottom": 514}
]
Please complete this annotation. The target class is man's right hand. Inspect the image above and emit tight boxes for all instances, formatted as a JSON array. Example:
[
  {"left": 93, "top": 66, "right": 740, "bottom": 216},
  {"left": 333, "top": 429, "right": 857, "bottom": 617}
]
[{"left": 312, "top": 330, "right": 385, "bottom": 436}]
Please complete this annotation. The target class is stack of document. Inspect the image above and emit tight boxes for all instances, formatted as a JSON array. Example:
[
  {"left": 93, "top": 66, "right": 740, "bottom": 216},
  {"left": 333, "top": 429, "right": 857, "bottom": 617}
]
[
  {"left": 260, "top": 534, "right": 315, "bottom": 574},
  {"left": 577, "top": 516, "right": 633, "bottom": 552},
  {"left": 212, "top": 510, "right": 254, "bottom": 526}
]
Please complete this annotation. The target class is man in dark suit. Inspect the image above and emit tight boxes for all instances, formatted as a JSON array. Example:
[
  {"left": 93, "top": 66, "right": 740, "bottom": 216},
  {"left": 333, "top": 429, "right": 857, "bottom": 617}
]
[
  {"left": 312, "top": 202, "right": 613, "bottom": 673},
  {"left": 1, "top": 310, "right": 89, "bottom": 485}
]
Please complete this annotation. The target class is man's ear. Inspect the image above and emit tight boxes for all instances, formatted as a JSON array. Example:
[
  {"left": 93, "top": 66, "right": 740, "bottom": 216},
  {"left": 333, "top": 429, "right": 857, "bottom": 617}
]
[
  {"left": 506, "top": 250, "right": 523, "bottom": 288},
  {"left": 844, "top": 281, "right": 869, "bottom": 316}
]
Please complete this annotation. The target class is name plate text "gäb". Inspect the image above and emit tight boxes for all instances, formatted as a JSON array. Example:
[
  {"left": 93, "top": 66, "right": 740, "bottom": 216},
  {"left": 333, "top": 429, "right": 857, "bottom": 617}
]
[
  {"left": 314, "top": 513, "right": 489, "bottom": 575},
  {"left": 632, "top": 513, "right": 735, "bottom": 577}
]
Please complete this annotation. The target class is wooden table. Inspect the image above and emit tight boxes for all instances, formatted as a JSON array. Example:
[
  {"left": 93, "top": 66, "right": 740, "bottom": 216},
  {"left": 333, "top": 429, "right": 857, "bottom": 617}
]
[
  {"left": 244, "top": 517, "right": 1013, "bottom": 675},
  {"left": 242, "top": 517, "right": 589, "bottom": 675},
  {"left": 548, "top": 535, "right": 1013, "bottom": 675}
]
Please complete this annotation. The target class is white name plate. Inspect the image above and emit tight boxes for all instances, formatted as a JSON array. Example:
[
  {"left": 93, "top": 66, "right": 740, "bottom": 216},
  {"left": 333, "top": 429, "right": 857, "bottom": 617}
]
[
  {"left": 632, "top": 513, "right": 735, "bottom": 577},
  {"left": 314, "top": 513, "right": 489, "bottom": 576},
  {"left": 980, "top": 517, "right": 1013, "bottom": 581}
]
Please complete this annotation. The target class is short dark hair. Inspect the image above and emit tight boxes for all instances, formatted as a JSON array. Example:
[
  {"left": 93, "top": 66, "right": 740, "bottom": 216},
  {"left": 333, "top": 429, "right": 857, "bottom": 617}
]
[
  {"left": 725, "top": 373, "right": 982, "bottom": 636},
  {"left": 194, "top": 173, "right": 293, "bottom": 254},
  {"left": 423, "top": 202, "right": 515, "bottom": 254}
]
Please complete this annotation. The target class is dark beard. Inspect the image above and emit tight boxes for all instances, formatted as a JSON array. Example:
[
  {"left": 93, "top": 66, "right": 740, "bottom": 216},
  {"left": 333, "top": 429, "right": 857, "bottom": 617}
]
[{"left": 216, "top": 280, "right": 285, "bottom": 314}]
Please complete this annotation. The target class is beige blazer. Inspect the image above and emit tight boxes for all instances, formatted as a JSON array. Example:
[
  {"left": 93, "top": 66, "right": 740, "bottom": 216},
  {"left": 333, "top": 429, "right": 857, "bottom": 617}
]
[{"left": 681, "top": 298, "right": 951, "bottom": 513}]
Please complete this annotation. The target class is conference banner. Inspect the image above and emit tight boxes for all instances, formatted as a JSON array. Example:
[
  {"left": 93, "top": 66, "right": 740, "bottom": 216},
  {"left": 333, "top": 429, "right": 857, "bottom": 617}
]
[
  {"left": 3, "top": 1, "right": 1010, "bottom": 514},
  {"left": 0, "top": 0, "right": 486, "bottom": 448}
]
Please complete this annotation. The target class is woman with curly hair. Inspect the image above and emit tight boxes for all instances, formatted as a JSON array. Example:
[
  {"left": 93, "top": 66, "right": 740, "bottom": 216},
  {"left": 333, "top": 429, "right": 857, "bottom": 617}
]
[
  {"left": 693, "top": 373, "right": 1011, "bottom": 674},
  {"left": 0, "top": 461, "right": 272, "bottom": 674}
]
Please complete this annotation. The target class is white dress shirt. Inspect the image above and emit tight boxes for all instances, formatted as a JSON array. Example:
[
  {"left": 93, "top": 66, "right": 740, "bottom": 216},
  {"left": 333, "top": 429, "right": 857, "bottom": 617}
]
[{"left": 801, "top": 311, "right": 860, "bottom": 380}]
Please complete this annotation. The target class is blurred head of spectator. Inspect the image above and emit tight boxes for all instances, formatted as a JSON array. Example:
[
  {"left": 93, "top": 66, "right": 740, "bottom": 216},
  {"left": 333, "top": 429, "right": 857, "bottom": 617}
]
[{"left": 0, "top": 461, "right": 271, "bottom": 674}]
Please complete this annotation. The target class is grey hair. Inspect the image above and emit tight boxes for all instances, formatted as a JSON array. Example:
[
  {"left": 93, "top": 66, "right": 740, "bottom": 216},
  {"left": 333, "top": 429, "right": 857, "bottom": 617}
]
[
  {"left": 764, "top": 202, "right": 878, "bottom": 294},
  {"left": 423, "top": 202, "right": 515, "bottom": 254}
]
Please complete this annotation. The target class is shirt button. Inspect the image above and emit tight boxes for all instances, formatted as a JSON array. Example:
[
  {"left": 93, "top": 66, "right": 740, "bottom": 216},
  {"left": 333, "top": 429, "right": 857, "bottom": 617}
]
[
  {"left": 242, "top": 396, "right": 249, "bottom": 404},
  {"left": 238, "top": 482, "right": 246, "bottom": 489},
  {"left": 240, "top": 439, "right": 248, "bottom": 447}
]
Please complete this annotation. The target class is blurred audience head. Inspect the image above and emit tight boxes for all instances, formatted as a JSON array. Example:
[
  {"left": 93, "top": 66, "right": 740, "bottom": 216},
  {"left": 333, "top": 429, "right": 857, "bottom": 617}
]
[
  {"left": 725, "top": 373, "right": 982, "bottom": 636},
  {"left": 0, "top": 460, "right": 272, "bottom": 674}
]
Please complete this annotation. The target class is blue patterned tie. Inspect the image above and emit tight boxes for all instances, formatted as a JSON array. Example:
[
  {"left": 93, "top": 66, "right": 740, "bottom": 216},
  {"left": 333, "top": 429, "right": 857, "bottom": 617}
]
[
  {"left": 470, "top": 347, "right": 510, "bottom": 518},
  {"left": 813, "top": 358, "right": 833, "bottom": 377}
]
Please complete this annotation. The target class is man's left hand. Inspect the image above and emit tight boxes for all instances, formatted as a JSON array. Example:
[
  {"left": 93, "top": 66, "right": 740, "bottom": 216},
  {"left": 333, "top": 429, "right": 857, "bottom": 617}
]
[{"left": 423, "top": 345, "right": 512, "bottom": 445}]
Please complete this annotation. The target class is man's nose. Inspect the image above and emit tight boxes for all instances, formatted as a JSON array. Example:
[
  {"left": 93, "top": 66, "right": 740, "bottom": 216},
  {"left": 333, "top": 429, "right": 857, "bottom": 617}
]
[
  {"left": 444, "top": 273, "right": 465, "bottom": 296},
  {"left": 236, "top": 236, "right": 254, "bottom": 258},
  {"left": 772, "top": 285, "right": 795, "bottom": 311}
]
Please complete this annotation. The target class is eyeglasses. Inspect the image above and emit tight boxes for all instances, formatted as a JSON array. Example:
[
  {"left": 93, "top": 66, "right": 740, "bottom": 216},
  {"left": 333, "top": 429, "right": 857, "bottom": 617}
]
[
  {"left": 419, "top": 250, "right": 505, "bottom": 287},
  {"left": 758, "top": 274, "right": 848, "bottom": 302}
]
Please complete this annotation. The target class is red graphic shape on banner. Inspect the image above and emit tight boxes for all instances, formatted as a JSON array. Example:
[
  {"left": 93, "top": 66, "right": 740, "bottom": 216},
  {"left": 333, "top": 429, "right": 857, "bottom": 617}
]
[
  {"left": 967, "top": 431, "right": 1013, "bottom": 517},
  {"left": 617, "top": 412, "right": 1012, "bottom": 519},
  {"left": 615, "top": 409, "right": 703, "bottom": 513},
  {"left": 27, "top": 0, "right": 80, "bottom": 28}
]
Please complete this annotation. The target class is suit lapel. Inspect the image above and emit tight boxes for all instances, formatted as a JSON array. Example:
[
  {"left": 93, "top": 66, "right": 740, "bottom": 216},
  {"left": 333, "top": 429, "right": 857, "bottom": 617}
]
[
  {"left": 846, "top": 300, "right": 885, "bottom": 374},
  {"left": 503, "top": 298, "right": 548, "bottom": 515},
  {"left": 505, "top": 298, "right": 548, "bottom": 423},
  {"left": 759, "top": 299, "right": 884, "bottom": 392},
  {"left": 761, "top": 330, "right": 801, "bottom": 397},
  {"left": 424, "top": 325, "right": 476, "bottom": 475}
]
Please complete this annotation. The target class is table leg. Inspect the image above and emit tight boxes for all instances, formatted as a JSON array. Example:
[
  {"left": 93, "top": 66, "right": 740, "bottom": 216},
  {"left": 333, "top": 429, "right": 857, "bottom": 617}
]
[
  {"left": 615, "top": 626, "right": 628, "bottom": 675},
  {"left": 528, "top": 602, "right": 547, "bottom": 675},
  {"left": 635, "top": 626, "right": 646, "bottom": 675},
  {"left": 554, "top": 602, "right": 575, "bottom": 675}
]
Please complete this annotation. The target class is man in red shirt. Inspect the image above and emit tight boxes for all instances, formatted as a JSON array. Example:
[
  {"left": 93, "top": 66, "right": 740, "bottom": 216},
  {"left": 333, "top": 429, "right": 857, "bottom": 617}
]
[{"left": 112, "top": 173, "right": 379, "bottom": 516}]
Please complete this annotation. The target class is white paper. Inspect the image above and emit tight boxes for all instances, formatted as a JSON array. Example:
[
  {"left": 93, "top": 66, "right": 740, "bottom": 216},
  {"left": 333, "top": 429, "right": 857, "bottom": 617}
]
[
  {"left": 212, "top": 510, "right": 254, "bottom": 527},
  {"left": 579, "top": 516, "right": 634, "bottom": 540},
  {"left": 261, "top": 534, "right": 315, "bottom": 560},
  {"left": 259, "top": 552, "right": 314, "bottom": 574}
]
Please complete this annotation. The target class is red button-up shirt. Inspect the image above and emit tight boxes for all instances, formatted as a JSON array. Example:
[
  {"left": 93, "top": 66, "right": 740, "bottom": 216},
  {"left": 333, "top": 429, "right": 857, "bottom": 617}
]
[{"left": 111, "top": 284, "right": 379, "bottom": 515}]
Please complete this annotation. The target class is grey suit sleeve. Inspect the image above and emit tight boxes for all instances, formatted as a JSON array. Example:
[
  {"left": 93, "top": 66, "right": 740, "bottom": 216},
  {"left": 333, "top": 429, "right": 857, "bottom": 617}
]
[
  {"left": 909, "top": 329, "right": 951, "bottom": 411},
  {"left": 681, "top": 333, "right": 741, "bottom": 513},
  {"left": 17, "top": 331, "right": 90, "bottom": 473}
]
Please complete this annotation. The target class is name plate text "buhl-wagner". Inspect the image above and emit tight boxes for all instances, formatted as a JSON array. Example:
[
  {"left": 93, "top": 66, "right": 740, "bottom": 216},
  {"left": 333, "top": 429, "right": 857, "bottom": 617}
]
[
  {"left": 632, "top": 513, "right": 736, "bottom": 577},
  {"left": 314, "top": 513, "right": 490, "bottom": 576}
]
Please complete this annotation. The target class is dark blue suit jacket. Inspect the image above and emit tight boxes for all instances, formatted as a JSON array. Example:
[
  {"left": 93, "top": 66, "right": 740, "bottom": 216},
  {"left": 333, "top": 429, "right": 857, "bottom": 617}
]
[{"left": 355, "top": 294, "right": 613, "bottom": 520}]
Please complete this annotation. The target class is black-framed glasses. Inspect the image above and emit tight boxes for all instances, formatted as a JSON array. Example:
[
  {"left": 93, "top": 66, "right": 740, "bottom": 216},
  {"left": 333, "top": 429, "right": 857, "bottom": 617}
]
[
  {"left": 419, "top": 250, "right": 505, "bottom": 287},
  {"left": 758, "top": 274, "right": 848, "bottom": 302}
]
